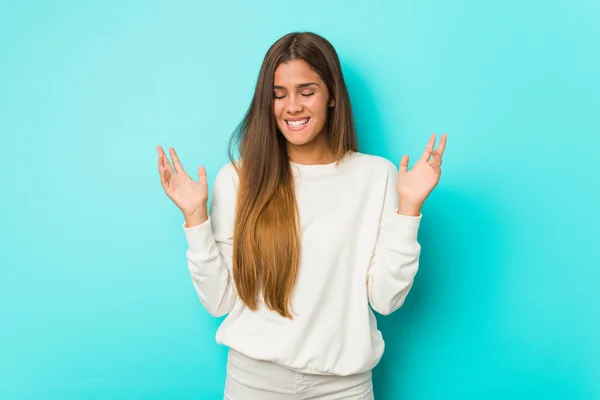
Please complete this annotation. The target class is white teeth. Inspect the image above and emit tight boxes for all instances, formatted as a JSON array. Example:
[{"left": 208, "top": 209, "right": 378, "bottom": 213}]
[{"left": 286, "top": 118, "right": 309, "bottom": 127}]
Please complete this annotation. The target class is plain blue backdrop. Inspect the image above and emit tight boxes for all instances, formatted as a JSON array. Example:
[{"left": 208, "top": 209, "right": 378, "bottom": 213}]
[{"left": 1, "top": 0, "right": 598, "bottom": 399}]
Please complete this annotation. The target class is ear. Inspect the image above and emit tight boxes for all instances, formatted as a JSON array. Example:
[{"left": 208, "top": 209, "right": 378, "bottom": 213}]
[{"left": 328, "top": 97, "right": 335, "bottom": 107}]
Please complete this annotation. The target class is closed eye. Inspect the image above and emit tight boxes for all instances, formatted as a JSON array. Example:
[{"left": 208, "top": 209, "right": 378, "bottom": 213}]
[{"left": 274, "top": 92, "right": 315, "bottom": 99}]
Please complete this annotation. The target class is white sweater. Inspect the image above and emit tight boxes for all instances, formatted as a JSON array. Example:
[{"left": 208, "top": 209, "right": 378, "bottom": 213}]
[{"left": 182, "top": 151, "right": 422, "bottom": 376}]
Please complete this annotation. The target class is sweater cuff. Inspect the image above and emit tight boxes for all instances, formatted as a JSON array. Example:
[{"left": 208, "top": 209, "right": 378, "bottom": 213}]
[
  {"left": 182, "top": 216, "right": 216, "bottom": 254},
  {"left": 385, "top": 210, "right": 422, "bottom": 242}
]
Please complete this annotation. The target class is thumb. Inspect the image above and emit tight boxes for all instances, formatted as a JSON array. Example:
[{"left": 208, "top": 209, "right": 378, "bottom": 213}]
[
  {"left": 399, "top": 155, "right": 409, "bottom": 173},
  {"left": 197, "top": 166, "right": 207, "bottom": 184}
]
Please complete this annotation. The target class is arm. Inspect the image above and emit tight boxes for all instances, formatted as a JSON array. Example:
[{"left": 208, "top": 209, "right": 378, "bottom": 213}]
[
  {"left": 182, "top": 164, "right": 238, "bottom": 317},
  {"left": 366, "top": 162, "right": 422, "bottom": 316}
]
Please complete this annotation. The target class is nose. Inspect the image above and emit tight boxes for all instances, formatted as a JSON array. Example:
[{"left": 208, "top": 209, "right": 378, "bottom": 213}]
[{"left": 286, "top": 94, "right": 303, "bottom": 114}]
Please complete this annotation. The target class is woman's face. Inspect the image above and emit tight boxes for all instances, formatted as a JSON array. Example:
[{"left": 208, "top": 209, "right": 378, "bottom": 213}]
[{"left": 273, "top": 59, "right": 335, "bottom": 147}]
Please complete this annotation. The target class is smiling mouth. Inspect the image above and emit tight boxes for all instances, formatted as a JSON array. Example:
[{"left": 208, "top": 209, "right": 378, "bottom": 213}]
[{"left": 285, "top": 117, "right": 310, "bottom": 127}]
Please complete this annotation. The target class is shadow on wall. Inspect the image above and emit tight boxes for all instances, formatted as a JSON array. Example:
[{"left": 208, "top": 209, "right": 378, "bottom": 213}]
[
  {"left": 342, "top": 61, "right": 510, "bottom": 397},
  {"left": 340, "top": 62, "right": 391, "bottom": 160},
  {"left": 369, "top": 186, "right": 503, "bottom": 397},
  {"left": 369, "top": 188, "right": 592, "bottom": 397}
]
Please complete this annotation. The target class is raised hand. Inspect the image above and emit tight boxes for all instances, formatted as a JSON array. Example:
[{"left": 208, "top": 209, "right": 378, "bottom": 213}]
[
  {"left": 396, "top": 133, "right": 447, "bottom": 214},
  {"left": 157, "top": 146, "right": 209, "bottom": 224}
]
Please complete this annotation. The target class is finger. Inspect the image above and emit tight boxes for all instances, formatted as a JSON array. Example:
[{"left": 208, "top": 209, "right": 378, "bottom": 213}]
[
  {"left": 437, "top": 133, "right": 448, "bottom": 157},
  {"left": 198, "top": 166, "right": 207, "bottom": 184},
  {"left": 399, "top": 155, "right": 409, "bottom": 173},
  {"left": 157, "top": 146, "right": 163, "bottom": 174},
  {"left": 156, "top": 147, "right": 172, "bottom": 186},
  {"left": 428, "top": 149, "right": 443, "bottom": 166},
  {"left": 169, "top": 147, "right": 186, "bottom": 174},
  {"left": 158, "top": 162, "right": 169, "bottom": 187},
  {"left": 158, "top": 146, "right": 175, "bottom": 175},
  {"left": 429, "top": 155, "right": 442, "bottom": 174},
  {"left": 420, "top": 133, "right": 437, "bottom": 162}
]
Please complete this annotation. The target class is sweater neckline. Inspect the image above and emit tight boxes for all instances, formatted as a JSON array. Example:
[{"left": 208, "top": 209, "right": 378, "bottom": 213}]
[{"left": 289, "top": 151, "right": 355, "bottom": 175}]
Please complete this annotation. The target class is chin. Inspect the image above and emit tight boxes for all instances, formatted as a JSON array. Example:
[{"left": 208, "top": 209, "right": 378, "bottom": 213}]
[{"left": 282, "top": 132, "right": 317, "bottom": 146}]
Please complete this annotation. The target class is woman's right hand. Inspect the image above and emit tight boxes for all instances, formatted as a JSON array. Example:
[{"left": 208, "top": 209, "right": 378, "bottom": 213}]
[{"left": 157, "top": 145, "right": 208, "bottom": 225}]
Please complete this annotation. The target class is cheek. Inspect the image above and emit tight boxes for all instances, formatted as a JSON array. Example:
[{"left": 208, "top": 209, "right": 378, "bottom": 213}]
[
  {"left": 273, "top": 101, "right": 284, "bottom": 116},
  {"left": 306, "top": 95, "right": 329, "bottom": 118}
]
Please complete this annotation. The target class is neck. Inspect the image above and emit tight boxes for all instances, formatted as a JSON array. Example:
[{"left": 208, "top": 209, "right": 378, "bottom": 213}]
[{"left": 287, "top": 135, "right": 337, "bottom": 165}]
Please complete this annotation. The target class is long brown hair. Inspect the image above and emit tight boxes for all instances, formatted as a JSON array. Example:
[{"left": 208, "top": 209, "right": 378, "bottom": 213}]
[{"left": 228, "top": 32, "right": 358, "bottom": 318}]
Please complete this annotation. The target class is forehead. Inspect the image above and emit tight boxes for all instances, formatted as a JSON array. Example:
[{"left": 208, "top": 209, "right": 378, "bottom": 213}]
[{"left": 274, "top": 59, "right": 322, "bottom": 86}]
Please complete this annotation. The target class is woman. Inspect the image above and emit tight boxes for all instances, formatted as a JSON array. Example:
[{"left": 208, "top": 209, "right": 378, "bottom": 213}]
[{"left": 157, "top": 31, "right": 447, "bottom": 399}]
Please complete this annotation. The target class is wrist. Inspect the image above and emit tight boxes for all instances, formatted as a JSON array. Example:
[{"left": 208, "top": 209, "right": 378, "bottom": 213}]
[
  {"left": 184, "top": 207, "right": 208, "bottom": 228},
  {"left": 397, "top": 201, "right": 422, "bottom": 217}
]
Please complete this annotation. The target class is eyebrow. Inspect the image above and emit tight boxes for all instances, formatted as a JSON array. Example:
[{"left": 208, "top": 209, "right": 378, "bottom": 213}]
[{"left": 273, "top": 82, "right": 319, "bottom": 90}]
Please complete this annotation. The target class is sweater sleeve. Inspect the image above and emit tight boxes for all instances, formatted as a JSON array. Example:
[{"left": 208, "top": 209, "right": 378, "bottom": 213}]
[
  {"left": 182, "top": 164, "right": 238, "bottom": 317},
  {"left": 366, "top": 161, "right": 422, "bottom": 316}
]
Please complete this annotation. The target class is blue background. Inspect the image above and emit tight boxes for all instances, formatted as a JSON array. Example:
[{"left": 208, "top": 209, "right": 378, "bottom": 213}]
[{"left": 1, "top": 1, "right": 598, "bottom": 399}]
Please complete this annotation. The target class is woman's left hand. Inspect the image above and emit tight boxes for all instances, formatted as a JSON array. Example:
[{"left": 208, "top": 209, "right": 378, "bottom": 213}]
[{"left": 396, "top": 133, "right": 447, "bottom": 213}]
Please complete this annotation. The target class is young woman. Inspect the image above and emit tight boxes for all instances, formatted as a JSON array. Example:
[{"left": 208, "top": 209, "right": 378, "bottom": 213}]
[{"left": 157, "top": 32, "right": 447, "bottom": 399}]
